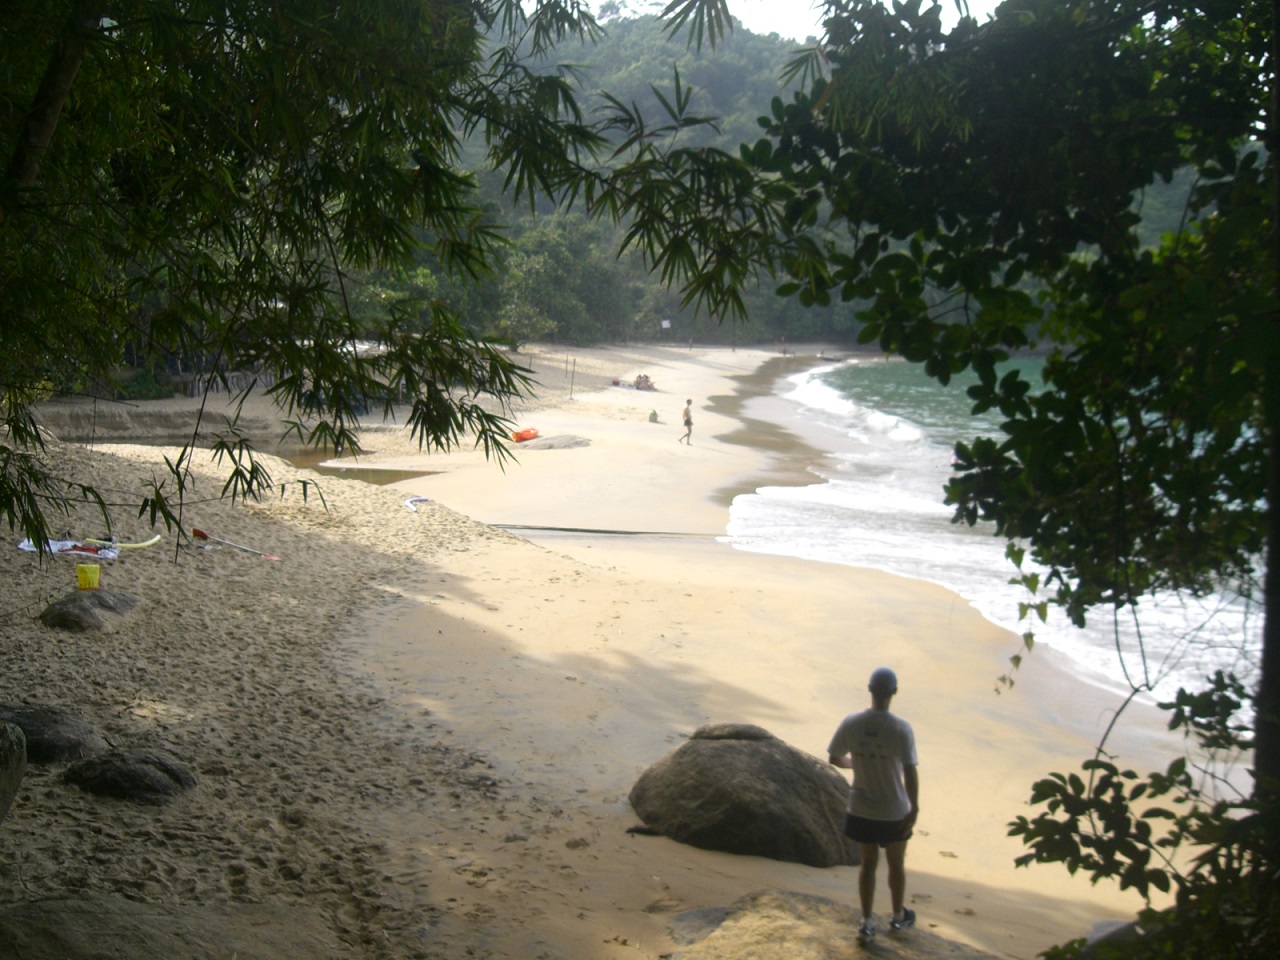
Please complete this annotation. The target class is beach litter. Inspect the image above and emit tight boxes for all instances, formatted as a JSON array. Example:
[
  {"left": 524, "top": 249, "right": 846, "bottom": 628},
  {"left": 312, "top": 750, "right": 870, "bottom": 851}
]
[
  {"left": 191, "top": 528, "right": 280, "bottom": 561},
  {"left": 19, "top": 538, "right": 121, "bottom": 560},
  {"left": 84, "top": 534, "right": 162, "bottom": 551}
]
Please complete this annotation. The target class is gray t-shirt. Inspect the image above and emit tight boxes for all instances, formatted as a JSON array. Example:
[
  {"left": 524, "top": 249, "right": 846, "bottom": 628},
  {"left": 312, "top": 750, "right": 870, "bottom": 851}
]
[{"left": 828, "top": 708, "right": 917, "bottom": 821}]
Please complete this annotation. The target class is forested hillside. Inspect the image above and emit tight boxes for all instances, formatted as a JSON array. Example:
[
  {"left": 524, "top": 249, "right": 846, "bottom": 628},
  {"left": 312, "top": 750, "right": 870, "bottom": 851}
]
[
  {"left": 575, "top": 14, "right": 806, "bottom": 149},
  {"left": 358, "top": 15, "right": 840, "bottom": 350},
  {"left": 354, "top": 13, "right": 1204, "bottom": 352}
]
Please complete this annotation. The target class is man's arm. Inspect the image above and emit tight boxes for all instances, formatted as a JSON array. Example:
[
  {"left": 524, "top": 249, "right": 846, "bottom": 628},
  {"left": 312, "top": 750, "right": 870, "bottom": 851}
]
[
  {"left": 902, "top": 763, "right": 919, "bottom": 827},
  {"left": 829, "top": 752, "right": 853, "bottom": 769}
]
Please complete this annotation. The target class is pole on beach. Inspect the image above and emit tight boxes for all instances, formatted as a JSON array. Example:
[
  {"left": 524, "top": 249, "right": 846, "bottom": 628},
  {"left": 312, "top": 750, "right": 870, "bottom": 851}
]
[
  {"left": 570, "top": 358, "right": 576, "bottom": 399},
  {"left": 192, "top": 528, "right": 281, "bottom": 561}
]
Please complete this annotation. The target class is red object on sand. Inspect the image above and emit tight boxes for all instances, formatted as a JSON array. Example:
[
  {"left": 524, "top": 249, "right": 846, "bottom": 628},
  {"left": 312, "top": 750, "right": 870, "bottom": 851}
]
[{"left": 512, "top": 428, "right": 539, "bottom": 442}]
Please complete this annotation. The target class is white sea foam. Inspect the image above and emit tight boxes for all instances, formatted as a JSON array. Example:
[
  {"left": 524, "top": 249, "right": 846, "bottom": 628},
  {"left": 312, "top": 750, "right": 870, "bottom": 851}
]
[{"left": 726, "top": 358, "right": 1262, "bottom": 706}]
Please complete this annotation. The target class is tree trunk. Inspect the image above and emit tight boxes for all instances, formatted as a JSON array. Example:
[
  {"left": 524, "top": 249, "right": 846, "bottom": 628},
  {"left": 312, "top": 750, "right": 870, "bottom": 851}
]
[
  {"left": 1259, "top": 0, "right": 1280, "bottom": 805},
  {"left": 1, "top": 3, "right": 100, "bottom": 224},
  {"left": 1263, "top": 352, "right": 1280, "bottom": 797}
]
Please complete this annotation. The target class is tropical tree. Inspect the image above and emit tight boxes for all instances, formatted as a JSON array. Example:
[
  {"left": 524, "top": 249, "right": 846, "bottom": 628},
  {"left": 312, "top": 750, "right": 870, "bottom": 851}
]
[
  {"left": 495, "top": 247, "right": 570, "bottom": 346},
  {"left": 490, "top": 213, "right": 635, "bottom": 345},
  {"left": 683, "top": 1, "right": 1276, "bottom": 954},
  {"left": 0, "top": 0, "right": 751, "bottom": 546},
  {"left": 14, "top": 2, "right": 1274, "bottom": 948}
]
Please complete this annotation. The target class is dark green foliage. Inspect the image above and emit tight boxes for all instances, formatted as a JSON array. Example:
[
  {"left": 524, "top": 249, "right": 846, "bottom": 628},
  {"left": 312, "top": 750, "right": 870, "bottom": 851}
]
[
  {"left": 358, "top": 11, "right": 830, "bottom": 347},
  {"left": 115, "top": 366, "right": 175, "bottom": 401},
  {"left": 4, "top": 0, "right": 587, "bottom": 549},
  {"left": 1011, "top": 674, "right": 1278, "bottom": 959},
  {"left": 0, "top": 1, "right": 845, "bottom": 555},
  {"left": 9, "top": 2, "right": 798, "bottom": 550},
  {"left": 580, "top": 11, "right": 809, "bottom": 148},
  {"left": 706, "top": 1, "right": 1277, "bottom": 955},
  {"left": 337, "top": 8, "right": 1204, "bottom": 350},
  {"left": 7, "top": 6, "right": 1276, "bottom": 952}
]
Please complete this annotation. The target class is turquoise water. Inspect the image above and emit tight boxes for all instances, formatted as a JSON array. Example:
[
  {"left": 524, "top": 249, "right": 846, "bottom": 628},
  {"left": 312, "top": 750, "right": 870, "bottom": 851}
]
[{"left": 724, "top": 356, "right": 1262, "bottom": 703}]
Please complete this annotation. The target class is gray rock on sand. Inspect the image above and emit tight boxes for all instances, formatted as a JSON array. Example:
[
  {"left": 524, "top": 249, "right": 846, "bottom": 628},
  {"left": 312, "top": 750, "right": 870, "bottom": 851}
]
[
  {"left": 63, "top": 748, "right": 197, "bottom": 805},
  {"left": 38, "top": 588, "right": 139, "bottom": 632},
  {"left": 1, "top": 721, "right": 26, "bottom": 825},
  {"left": 0, "top": 704, "right": 109, "bottom": 763},
  {"left": 629, "top": 723, "right": 859, "bottom": 868},
  {"left": 518, "top": 434, "right": 591, "bottom": 450}
]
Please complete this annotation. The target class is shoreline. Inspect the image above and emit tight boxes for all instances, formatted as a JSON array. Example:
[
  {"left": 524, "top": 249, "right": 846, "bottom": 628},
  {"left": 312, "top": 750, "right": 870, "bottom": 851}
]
[
  {"left": 2, "top": 343, "right": 1181, "bottom": 960},
  {"left": 708, "top": 354, "right": 843, "bottom": 506},
  {"left": 359, "top": 345, "right": 1179, "bottom": 957}
]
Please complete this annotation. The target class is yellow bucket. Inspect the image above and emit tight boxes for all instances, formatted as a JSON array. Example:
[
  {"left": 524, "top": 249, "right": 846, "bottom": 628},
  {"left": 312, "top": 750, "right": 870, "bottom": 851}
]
[{"left": 76, "top": 563, "right": 100, "bottom": 590}]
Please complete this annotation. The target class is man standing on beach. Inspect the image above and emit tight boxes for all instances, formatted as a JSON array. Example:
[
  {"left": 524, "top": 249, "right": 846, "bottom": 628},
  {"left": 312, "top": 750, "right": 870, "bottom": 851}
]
[
  {"left": 679, "top": 399, "right": 693, "bottom": 444},
  {"left": 828, "top": 667, "right": 919, "bottom": 942}
]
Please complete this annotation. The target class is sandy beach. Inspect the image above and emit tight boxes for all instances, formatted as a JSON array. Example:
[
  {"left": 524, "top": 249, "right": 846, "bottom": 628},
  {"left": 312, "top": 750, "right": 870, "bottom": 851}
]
[{"left": 2, "top": 344, "right": 1181, "bottom": 960}]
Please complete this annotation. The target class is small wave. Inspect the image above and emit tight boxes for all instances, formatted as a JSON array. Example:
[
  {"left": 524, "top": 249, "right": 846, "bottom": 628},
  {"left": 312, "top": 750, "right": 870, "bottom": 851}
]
[
  {"left": 784, "top": 366, "right": 857, "bottom": 418},
  {"left": 730, "top": 354, "right": 1261, "bottom": 706},
  {"left": 864, "top": 410, "right": 924, "bottom": 443}
]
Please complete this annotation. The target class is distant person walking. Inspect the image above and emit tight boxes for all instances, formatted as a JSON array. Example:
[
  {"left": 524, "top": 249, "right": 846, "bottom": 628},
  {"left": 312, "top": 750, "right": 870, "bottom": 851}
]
[
  {"left": 828, "top": 667, "right": 919, "bottom": 943},
  {"left": 679, "top": 399, "right": 693, "bottom": 444}
]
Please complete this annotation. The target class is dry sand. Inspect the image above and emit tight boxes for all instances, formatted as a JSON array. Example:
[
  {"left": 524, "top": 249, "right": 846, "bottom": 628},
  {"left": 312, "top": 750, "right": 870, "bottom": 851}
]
[{"left": 1, "top": 344, "right": 1181, "bottom": 960}]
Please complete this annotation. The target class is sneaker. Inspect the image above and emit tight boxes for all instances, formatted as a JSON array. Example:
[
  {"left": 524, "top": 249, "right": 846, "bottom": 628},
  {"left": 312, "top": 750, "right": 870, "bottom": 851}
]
[
  {"left": 857, "top": 919, "right": 876, "bottom": 942},
  {"left": 890, "top": 908, "right": 916, "bottom": 932}
]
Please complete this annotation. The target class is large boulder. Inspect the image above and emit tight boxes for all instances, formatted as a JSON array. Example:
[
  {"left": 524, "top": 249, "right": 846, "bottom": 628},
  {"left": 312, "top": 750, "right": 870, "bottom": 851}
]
[
  {"left": 0, "top": 704, "right": 109, "bottom": 763},
  {"left": 63, "top": 748, "right": 197, "bottom": 805},
  {"left": 1, "top": 721, "right": 26, "bottom": 825},
  {"left": 629, "top": 723, "right": 858, "bottom": 867},
  {"left": 38, "top": 588, "right": 139, "bottom": 632}
]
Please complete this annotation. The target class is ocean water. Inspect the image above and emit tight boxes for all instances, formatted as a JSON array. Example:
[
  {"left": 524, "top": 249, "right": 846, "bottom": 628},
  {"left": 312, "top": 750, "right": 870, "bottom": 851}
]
[{"left": 724, "top": 357, "right": 1263, "bottom": 705}]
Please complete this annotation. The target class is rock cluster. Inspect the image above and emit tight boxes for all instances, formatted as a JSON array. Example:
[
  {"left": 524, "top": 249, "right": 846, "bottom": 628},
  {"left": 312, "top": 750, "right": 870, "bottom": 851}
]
[{"left": 0, "top": 703, "right": 195, "bottom": 805}]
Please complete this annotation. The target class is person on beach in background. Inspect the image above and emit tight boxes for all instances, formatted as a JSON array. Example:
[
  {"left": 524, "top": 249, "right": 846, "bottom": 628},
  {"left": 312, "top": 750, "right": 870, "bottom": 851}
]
[
  {"left": 679, "top": 399, "right": 693, "bottom": 444},
  {"left": 828, "top": 667, "right": 919, "bottom": 943}
]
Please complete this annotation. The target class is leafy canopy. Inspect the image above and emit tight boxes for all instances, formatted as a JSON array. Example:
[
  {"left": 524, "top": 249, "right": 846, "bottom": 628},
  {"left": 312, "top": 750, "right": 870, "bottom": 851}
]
[
  {"left": 702, "top": 1, "right": 1277, "bottom": 954},
  {"left": 0, "top": 0, "right": 754, "bottom": 545},
  {"left": 6, "top": 1, "right": 1278, "bottom": 951}
]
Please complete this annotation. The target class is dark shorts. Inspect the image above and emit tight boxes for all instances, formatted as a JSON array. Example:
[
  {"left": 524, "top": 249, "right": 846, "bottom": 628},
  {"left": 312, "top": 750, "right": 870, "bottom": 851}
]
[{"left": 844, "top": 814, "right": 912, "bottom": 847}]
